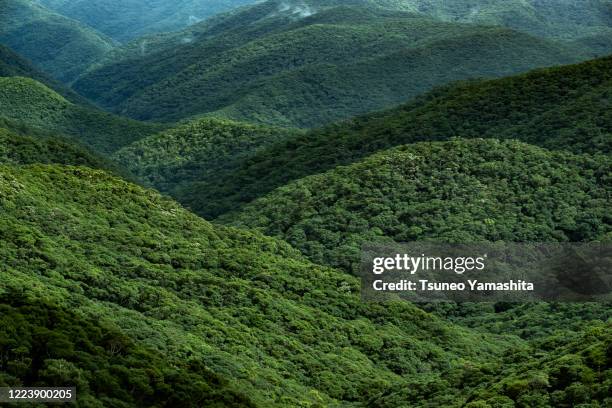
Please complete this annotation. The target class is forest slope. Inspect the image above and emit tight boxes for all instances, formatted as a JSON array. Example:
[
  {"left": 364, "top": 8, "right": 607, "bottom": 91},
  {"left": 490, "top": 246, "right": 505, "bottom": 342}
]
[
  {"left": 114, "top": 117, "right": 301, "bottom": 199},
  {"left": 0, "top": 163, "right": 531, "bottom": 406},
  {"left": 0, "top": 0, "right": 114, "bottom": 83},
  {"left": 74, "top": 4, "right": 584, "bottom": 126},
  {"left": 380, "top": 0, "right": 612, "bottom": 51},
  {"left": 223, "top": 139, "right": 611, "bottom": 273},
  {"left": 0, "top": 121, "right": 122, "bottom": 174},
  {"left": 170, "top": 56, "right": 612, "bottom": 218},
  {"left": 0, "top": 44, "right": 90, "bottom": 105},
  {"left": 37, "top": 0, "right": 256, "bottom": 43},
  {"left": 0, "top": 77, "right": 163, "bottom": 154}
]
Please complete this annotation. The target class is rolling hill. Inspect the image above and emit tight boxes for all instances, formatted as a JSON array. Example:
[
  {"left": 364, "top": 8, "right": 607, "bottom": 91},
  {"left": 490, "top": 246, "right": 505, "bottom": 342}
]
[
  {"left": 0, "top": 163, "right": 540, "bottom": 406},
  {"left": 2, "top": 2, "right": 610, "bottom": 407},
  {"left": 151, "top": 56, "right": 611, "bottom": 219},
  {"left": 0, "top": 76, "right": 163, "bottom": 154},
  {"left": 113, "top": 117, "right": 301, "bottom": 199},
  {"left": 0, "top": 44, "right": 92, "bottom": 105},
  {"left": 223, "top": 139, "right": 611, "bottom": 273},
  {"left": 73, "top": 3, "right": 586, "bottom": 126},
  {"left": 1, "top": 136, "right": 609, "bottom": 407},
  {"left": 0, "top": 0, "right": 114, "bottom": 83},
  {"left": 379, "top": 0, "right": 612, "bottom": 46},
  {"left": 36, "top": 0, "right": 256, "bottom": 43},
  {"left": 0, "top": 120, "right": 122, "bottom": 173}
]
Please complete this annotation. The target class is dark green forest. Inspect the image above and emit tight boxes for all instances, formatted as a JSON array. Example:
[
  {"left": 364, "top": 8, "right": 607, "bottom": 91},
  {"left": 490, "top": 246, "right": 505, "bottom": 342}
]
[
  {"left": 0, "top": 0, "right": 610, "bottom": 406},
  {"left": 0, "top": 44, "right": 91, "bottom": 105},
  {"left": 114, "top": 118, "right": 301, "bottom": 196},
  {"left": 0, "top": 76, "right": 163, "bottom": 153},
  {"left": 0, "top": 165, "right": 609, "bottom": 406},
  {"left": 223, "top": 139, "right": 611, "bottom": 273},
  {"left": 122, "top": 56, "right": 611, "bottom": 219},
  {"left": 0, "top": 124, "right": 121, "bottom": 174},
  {"left": 0, "top": 293, "right": 255, "bottom": 407},
  {"left": 73, "top": 3, "right": 590, "bottom": 126},
  {"left": 36, "top": 0, "right": 256, "bottom": 42},
  {"left": 0, "top": 0, "right": 114, "bottom": 83}
]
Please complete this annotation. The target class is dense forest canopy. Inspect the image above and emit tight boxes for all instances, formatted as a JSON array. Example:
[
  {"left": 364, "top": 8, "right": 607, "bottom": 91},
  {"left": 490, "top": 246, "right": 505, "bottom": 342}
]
[
  {"left": 0, "top": 123, "right": 123, "bottom": 174},
  {"left": 0, "top": 76, "right": 163, "bottom": 154},
  {"left": 36, "top": 0, "right": 257, "bottom": 42},
  {"left": 73, "top": 3, "right": 590, "bottom": 127},
  {"left": 0, "top": 0, "right": 114, "bottom": 82},
  {"left": 0, "top": 164, "right": 539, "bottom": 406},
  {"left": 114, "top": 117, "right": 301, "bottom": 194},
  {"left": 223, "top": 139, "right": 611, "bottom": 273},
  {"left": 0, "top": 44, "right": 91, "bottom": 105},
  {"left": 0, "top": 1, "right": 610, "bottom": 407},
  {"left": 158, "top": 56, "right": 611, "bottom": 219},
  {"left": 0, "top": 159, "right": 608, "bottom": 407}
]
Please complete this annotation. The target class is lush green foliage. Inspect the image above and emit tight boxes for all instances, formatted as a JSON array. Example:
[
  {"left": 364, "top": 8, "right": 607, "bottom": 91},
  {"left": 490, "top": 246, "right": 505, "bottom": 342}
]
[
  {"left": 114, "top": 117, "right": 301, "bottom": 204},
  {"left": 0, "top": 124, "right": 123, "bottom": 175},
  {"left": 0, "top": 293, "right": 255, "bottom": 407},
  {"left": 0, "top": 77, "right": 163, "bottom": 153},
  {"left": 369, "top": 322, "right": 611, "bottom": 407},
  {"left": 373, "top": 0, "right": 612, "bottom": 50},
  {"left": 224, "top": 139, "right": 611, "bottom": 273},
  {"left": 0, "top": 0, "right": 114, "bottom": 83},
  {"left": 0, "top": 44, "right": 90, "bottom": 105},
  {"left": 0, "top": 163, "right": 609, "bottom": 406},
  {"left": 2, "top": 2, "right": 610, "bottom": 406},
  {"left": 0, "top": 164, "right": 529, "bottom": 406},
  {"left": 181, "top": 56, "right": 612, "bottom": 218},
  {"left": 74, "top": 3, "right": 584, "bottom": 126},
  {"left": 37, "top": 0, "right": 256, "bottom": 43}
]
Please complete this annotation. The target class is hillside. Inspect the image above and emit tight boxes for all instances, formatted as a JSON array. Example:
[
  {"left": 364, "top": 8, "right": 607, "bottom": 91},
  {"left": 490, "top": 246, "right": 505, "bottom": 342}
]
[
  {"left": 172, "top": 56, "right": 612, "bottom": 219},
  {"left": 73, "top": 4, "right": 585, "bottom": 126},
  {"left": 0, "top": 0, "right": 114, "bottom": 83},
  {"left": 0, "top": 44, "right": 90, "bottom": 105},
  {"left": 89, "top": 0, "right": 611, "bottom": 47},
  {"left": 37, "top": 0, "right": 256, "bottom": 43},
  {"left": 370, "top": 322, "right": 611, "bottom": 407},
  {"left": 2, "top": 1, "right": 610, "bottom": 406},
  {"left": 114, "top": 117, "right": 301, "bottom": 197},
  {"left": 0, "top": 122, "right": 123, "bottom": 174},
  {"left": 0, "top": 77, "right": 163, "bottom": 153},
  {"left": 381, "top": 0, "right": 612, "bottom": 48},
  {"left": 223, "top": 139, "right": 611, "bottom": 273},
  {"left": 0, "top": 163, "right": 544, "bottom": 406}
]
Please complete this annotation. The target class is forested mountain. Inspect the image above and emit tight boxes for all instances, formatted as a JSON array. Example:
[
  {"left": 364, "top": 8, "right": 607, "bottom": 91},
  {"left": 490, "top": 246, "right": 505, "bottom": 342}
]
[
  {"left": 0, "top": 0, "right": 114, "bottom": 83},
  {"left": 0, "top": 163, "right": 538, "bottom": 407},
  {"left": 1, "top": 2, "right": 610, "bottom": 407},
  {"left": 0, "top": 44, "right": 92, "bottom": 105},
  {"left": 380, "top": 0, "right": 612, "bottom": 49},
  {"left": 36, "top": 0, "right": 256, "bottom": 43},
  {"left": 73, "top": 3, "right": 586, "bottom": 127},
  {"left": 0, "top": 77, "right": 163, "bottom": 153},
  {"left": 111, "top": 117, "right": 301, "bottom": 218},
  {"left": 113, "top": 118, "right": 301, "bottom": 199},
  {"left": 1, "top": 143, "right": 609, "bottom": 407},
  {"left": 223, "top": 139, "right": 611, "bottom": 273},
  {"left": 153, "top": 56, "right": 611, "bottom": 219},
  {"left": 0, "top": 120, "right": 122, "bottom": 173}
]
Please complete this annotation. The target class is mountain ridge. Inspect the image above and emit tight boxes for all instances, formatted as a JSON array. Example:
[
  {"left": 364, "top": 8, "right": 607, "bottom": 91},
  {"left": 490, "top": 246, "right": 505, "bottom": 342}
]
[
  {"left": 155, "top": 55, "right": 611, "bottom": 218},
  {"left": 0, "top": 0, "right": 114, "bottom": 83},
  {"left": 0, "top": 163, "right": 527, "bottom": 406},
  {"left": 0, "top": 76, "right": 163, "bottom": 154},
  {"left": 222, "top": 138, "right": 611, "bottom": 273},
  {"left": 36, "top": 0, "right": 257, "bottom": 42},
  {"left": 74, "top": 4, "right": 586, "bottom": 127},
  {"left": 0, "top": 43, "right": 92, "bottom": 105}
]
